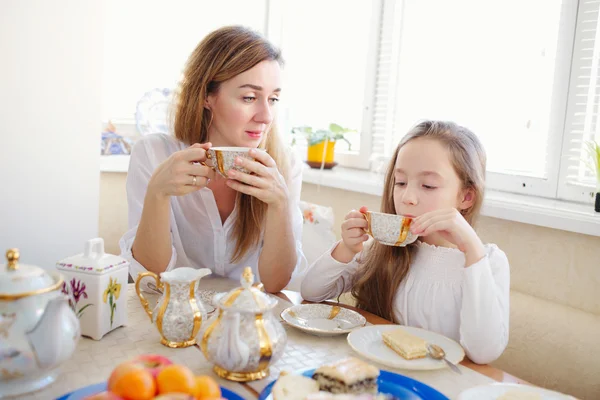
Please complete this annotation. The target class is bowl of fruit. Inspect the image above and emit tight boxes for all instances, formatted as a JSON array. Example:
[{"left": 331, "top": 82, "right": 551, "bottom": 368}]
[{"left": 56, "top": 354, "right": 245, "bottom": 400}]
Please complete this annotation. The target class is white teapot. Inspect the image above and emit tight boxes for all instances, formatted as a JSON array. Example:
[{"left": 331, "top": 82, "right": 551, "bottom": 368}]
[
  {"left": 201, "top": 267, "right": 287, "bottom": 382},
  {"left": 0, "top": 249, "right": 80, "bottom": 398}
]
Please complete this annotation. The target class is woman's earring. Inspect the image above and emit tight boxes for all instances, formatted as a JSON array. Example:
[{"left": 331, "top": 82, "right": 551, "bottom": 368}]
[{"left": 206, "top": 109, "right": 214, "bottom": 130}]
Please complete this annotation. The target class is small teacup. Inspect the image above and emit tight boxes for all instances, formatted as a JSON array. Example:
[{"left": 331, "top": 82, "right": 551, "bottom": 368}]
[
  {"left": 361, "top": 211, "right": 418, "bottom": 247},
  {"left": 204, "top": 147, "right": 264, "bottom": 178}
]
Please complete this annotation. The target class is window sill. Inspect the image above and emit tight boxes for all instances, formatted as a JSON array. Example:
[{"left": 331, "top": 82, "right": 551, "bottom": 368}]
[
  {"left": 100, "top": 155, "right": 130, "bottom": 173},
  {"left": 302, "top": 165, "right": 600, "bottom": 237}
]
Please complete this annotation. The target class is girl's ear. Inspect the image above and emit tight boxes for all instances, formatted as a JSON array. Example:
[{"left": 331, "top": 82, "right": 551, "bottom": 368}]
[{"left": 459, "top": 188, "right": 475, "bottom": 212}]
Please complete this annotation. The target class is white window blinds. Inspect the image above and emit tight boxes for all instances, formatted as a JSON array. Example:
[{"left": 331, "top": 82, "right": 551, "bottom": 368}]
[
  {"left": 369, "top": 0, "right": 577, "bottom": 199},
  {"left": 559, "top": 0, "right": 600, "bottom": 202},
  {"left": 370, "top": 0, "right": 403, "bottom": 157}
]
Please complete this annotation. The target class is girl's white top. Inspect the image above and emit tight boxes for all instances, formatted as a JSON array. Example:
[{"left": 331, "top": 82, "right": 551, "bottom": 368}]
[
  {"left": 301, "top": 240, "right": 510, "bottom": 364},
  {"left": 120, "top": 134, "right": 308, "bottom": 291}
]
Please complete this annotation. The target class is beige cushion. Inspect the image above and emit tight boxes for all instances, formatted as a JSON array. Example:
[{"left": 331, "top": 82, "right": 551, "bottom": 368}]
[
  {"left": 477, "top": 216, "right": 600, "bottom": 316},
  {"left": 492, "top": 290, "right": 600, "bottom": 400}
]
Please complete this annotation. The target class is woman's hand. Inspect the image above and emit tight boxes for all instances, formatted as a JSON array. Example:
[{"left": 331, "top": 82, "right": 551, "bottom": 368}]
[
  {"left": 225, "top": 148, "right": 289, "bottom": 208},
  {"left": 411, "top": 208, "right": 485, "bottom": 266},
  {"left": 147, "top": 143, "right": 215, "bottom": 199}
]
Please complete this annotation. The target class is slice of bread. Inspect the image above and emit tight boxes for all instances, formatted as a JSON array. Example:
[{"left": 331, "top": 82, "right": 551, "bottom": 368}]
[
  {"left": 272, "top": 374, "right": 320, "bottom": 400},
  {"left": 382, "top": 328, "right": 427, "bottom": 360}
]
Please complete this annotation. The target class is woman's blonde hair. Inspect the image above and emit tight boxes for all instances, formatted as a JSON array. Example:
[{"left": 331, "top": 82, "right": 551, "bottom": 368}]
[
  {"left": 173, "top": 26, "right": 288, "bottom": 262},
  {"left": 351, "top": 120, "right": 487, "bottom": 322}
]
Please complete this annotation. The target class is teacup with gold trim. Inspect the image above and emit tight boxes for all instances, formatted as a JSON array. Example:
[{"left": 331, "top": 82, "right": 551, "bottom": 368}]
[
  {"left": 204, "top": 147, "right": 265, "bottom": 178},
  {"left": 362, "top": 211, "right": 418, "bottom": 246}
]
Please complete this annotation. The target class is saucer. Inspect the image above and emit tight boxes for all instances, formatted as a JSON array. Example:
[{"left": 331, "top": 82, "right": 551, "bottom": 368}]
[
  {"left": 306, "top": 161, "right": 338, "bottom": 169},
  {"left": 280, "top": 304, "right": 366, "bottom": 336}
]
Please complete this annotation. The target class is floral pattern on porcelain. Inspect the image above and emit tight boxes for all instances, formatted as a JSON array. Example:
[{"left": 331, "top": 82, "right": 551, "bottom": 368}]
[
  {"left": 202, "top": 267, "right": 287, "bottom": 379},
  {"left": 366, "top": 211, "right": 418, "bottom": 246},
  {"left": 56, "top": 259, "right": 127, "bottom": 274},
  {"left": 205, "top": 310, "right": 286, "bottom": 373},
  {"left": 0, "top": 313, "right": 16, "bottom": 338},
  {"left": 103, "top": 277, "right": 121, "bottom": 327},
  {"left": 281, "top": 304, "right": 366, "bottom": 336},
  {"left": 152, "top": 282, "right": 207, "bottom": 343},
  {"left": 61, "top": 279, "right": 94, "bottom": 319},
  {"left": 207, "top": 147, "right": 264, "bottom": 178}
]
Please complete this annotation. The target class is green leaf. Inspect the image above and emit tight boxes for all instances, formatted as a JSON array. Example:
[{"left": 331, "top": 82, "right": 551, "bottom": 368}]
[
  {"left": 329, "top": 123, "right": 344, "bottom": 133},
  {"left": 292, "top": 126, "right": 312, "bottom": 134},
  {"left": 583, "top": 140, "right": 600, "bottom": 179},
  {"left": 77, "top": 303, "right": 94, "bottom": 318}
]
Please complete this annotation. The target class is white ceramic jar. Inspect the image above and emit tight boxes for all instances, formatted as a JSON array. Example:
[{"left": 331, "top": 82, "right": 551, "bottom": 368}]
[
  {"left": 56, "top": 238, "right": 129, "bottom": 340},
  {"left": 0, "top": 248, "right": 80, "bottom": 398}
]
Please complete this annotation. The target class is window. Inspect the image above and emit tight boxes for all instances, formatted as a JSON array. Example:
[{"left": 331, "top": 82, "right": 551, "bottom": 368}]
[
  {"left": 559, "top": 0, "right": 600, "bottom": 202},
  {"left": 268, "top": 0, "right": 380, "bottom": 169},
  {"left": 324, "top": 0, "right": 596, "bottom": 204},
  {"left": 102, "top": 1, "right": 598, "bottom": 206},
  {"left": 102, "top": 0, "right": 267, "bottom": 123},
  {"left": 367, "top": 0, "right": 575, "bottom": 198}
]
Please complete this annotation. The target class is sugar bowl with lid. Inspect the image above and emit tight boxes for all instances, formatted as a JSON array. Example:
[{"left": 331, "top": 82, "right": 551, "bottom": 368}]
[
  {"left": 56, "top": 238, "right": 129, "bottom": 341},
  {"left": 201, "top": 267, "right": 287, "bottom": 382},
  {"left": 0, "top": 248, "right": 80, "bottom": 398}
]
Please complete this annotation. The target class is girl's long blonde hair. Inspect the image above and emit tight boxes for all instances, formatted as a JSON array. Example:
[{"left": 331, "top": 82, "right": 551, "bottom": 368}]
[
  {"left": 351, "top": 120, "right": 487, "bottom": 322},
  {"left": 173, "top": 26, "right": 288, "bottom": 262}
]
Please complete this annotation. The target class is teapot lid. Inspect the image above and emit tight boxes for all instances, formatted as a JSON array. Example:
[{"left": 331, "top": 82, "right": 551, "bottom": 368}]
[
  {"left": 0, "top": 248, "right": 60, "bottom": 298},
  {"left": 217, "top": 267, "right": 277, "bottom": 313}
]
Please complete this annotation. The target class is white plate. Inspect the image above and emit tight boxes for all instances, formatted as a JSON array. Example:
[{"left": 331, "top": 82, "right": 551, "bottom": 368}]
[
  {"left": 457, "top": 383, "right": 577, "bottom": 400},
  {"left": 347, "top": 325, "right": 465, "bottom": 371},
  {"left": 135, "top": 88, "right": 173, "bottom": 135},
  {"left": 280, "top": 304, "right": 366, "bottom": 336}
]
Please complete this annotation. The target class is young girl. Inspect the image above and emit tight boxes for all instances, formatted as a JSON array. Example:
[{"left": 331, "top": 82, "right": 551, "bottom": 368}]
[{"left": 301, "top": 120, "right": 509, "bottom": 364}]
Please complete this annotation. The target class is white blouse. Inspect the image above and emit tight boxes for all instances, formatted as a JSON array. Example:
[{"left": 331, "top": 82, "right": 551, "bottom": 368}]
[
  {"left": 120, "top": 134, "right": 308, "bottom": 291},
  {"left": 301, "top": 240, "right": 510, "bottom": 364}
]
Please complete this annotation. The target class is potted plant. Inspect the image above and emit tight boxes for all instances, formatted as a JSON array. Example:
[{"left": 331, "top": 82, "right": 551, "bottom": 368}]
[
  {"left": 291, "top": 123, "right": 354, "bottom": 169},
  {"left": 583, "top": 140, "right": 600, "bottom": 212}
]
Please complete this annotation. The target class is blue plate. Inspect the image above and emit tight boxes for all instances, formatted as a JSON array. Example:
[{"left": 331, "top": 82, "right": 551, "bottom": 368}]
[
  {"left": 258, "top": 369, "right": 449, "bottom": 400},
  {"left": 56, "top": 381, "right": 245, "bottom": 400}
]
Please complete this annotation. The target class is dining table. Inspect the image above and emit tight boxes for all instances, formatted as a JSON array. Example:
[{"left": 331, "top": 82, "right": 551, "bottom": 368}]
[{"left": 21, "top": 277, "right": 526, "bottom": 400}]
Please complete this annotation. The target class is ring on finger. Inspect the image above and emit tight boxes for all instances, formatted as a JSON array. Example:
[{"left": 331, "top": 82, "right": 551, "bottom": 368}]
[{"left": 192, "top": 175, "right": 197, "bottom": 186}]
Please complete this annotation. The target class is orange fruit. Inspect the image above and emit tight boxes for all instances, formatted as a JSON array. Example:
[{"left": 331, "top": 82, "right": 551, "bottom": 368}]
[
  {"left": 193, "top": 375, "right": 221, "bottom": 399},
  {"left": 156, "top": 364, "right": 196, "bottom": 395},
  {"left": 107, "top": 362, "right": 156, "bottom": 400}
]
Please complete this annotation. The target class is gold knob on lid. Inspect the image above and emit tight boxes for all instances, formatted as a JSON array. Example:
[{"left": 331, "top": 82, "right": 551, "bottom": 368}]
[
  {"left": 242, "top": 266, "right": 254, "bottom": 284},
  {"left": 6, "top": 248, "right": 19, "bottom": 271}
]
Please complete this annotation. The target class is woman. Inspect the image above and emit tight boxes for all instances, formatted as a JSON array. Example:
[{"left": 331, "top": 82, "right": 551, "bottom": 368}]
[{"left": 120, "top": 26, "right": 307, "bottom": 293}]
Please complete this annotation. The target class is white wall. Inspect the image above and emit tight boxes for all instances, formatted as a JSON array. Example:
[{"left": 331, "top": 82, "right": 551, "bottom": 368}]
[{"left": 0, "top": 1, "right": 104, "bottom": 268}]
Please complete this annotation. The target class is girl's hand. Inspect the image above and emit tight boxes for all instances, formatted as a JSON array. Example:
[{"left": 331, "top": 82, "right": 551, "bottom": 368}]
[
  {"left": 411, "top": 208, "right": 485, "bottom": 265},
  {"left": 148, "top": 143, "right": 215, "bottom": 198},
  {"left": 225, "top": 148, "right": 289, "bottom": 208},
  {"left": 339, "top": 206, "right": 370, "bottom": 255}
]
